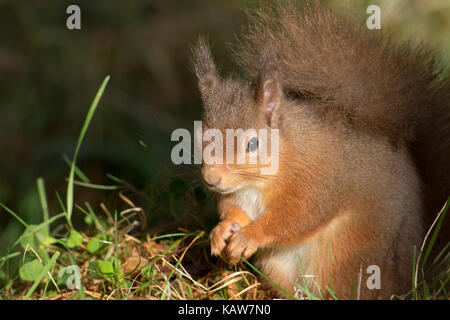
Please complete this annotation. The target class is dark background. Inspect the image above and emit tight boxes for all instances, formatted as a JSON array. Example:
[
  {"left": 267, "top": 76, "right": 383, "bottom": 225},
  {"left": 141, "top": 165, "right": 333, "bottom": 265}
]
[{"left": 0, "top": 0, "right": 449, "bottom": 255}]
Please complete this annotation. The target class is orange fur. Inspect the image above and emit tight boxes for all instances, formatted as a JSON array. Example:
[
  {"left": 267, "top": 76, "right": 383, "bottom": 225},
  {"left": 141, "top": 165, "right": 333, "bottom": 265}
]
[{"left": 192, "top": 1, "right": 449, "bottom": 299}]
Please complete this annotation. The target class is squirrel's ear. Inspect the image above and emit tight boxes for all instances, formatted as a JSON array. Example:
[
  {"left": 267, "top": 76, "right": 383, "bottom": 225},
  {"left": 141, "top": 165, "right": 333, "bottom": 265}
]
[
  {"left": 258, "top": 79, "right": 281, "bottom": 128},
  {"left": 192, "top": 37, "right": 220, "bottom": 98},
  {"left": 255, "top": 50, "right": 281, "bottom": 128}
]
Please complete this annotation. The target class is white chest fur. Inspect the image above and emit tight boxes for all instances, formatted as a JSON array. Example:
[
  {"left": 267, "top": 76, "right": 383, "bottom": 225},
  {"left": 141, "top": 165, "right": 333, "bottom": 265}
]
[{"left": 235, "top": 188, "right": 265, "bottom": 221}]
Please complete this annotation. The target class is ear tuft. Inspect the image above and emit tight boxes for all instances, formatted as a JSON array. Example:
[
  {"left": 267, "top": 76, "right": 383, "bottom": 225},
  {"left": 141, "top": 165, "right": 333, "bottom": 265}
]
[{"left": 192, "top": 37, "right": 220, "bottom": 96}]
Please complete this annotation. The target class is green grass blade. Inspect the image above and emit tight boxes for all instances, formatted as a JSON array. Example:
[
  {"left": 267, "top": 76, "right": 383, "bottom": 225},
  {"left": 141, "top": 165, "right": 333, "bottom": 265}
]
[
  {"left": 412, "top": 245, "right": 418, "bottom": 299},
  {"left": 66, "top": 75, "right": 110, "bottom": 228},
  {"left": 149, "top": 233, "right": 193, "bottom": 241},
  {"left": 295, "top": 284, "right": 321, "bottom": 300},
  {"left": 12, "top": 213, "right": 66, "bottom": 249},
  {"left": 74, "top": 203, "right": 105, "bottom": 233},
  {"left": 114, "top": 210, "right": 119, "bottom": 282},
  {"left": 36, "top": 178, "right": 49, "bottom": 234},
  {"left": 70, "top": 180, "right": 121, "bottom": 190},
  {"left": 23, "top": 251, "right": 60, "bottom": 300},
  {"left": 0, "top": 202, "right": 28, "bottom": 228},
  {"left": 0, "top": 252, "right": 21, "bottom": 268},
  {"left": 421, "top": 269, "right": 430, "bottom": 299},
  {"left": 423, "top": 199, "right": 449, "bottom": 266},
  {"left": 242, "top": 259, "right": 298, "bottom": 300},
  {"left": 55, "top": 190, "right": 66, "bottom": 212},
  {"left": 106, "top": 173, "right": 125, "bottom": 184},
  {"left": 160, "top": 258, "right": 183, "bottom": 300},
  {"left": 295, "top": 253, "right": 322, "bottom": 300},
  {"left": 325, "top": 285, "right": 339, "bottom": 300},
  {"left": 62, "top": 153, "right": 90, "bottom": 183}
]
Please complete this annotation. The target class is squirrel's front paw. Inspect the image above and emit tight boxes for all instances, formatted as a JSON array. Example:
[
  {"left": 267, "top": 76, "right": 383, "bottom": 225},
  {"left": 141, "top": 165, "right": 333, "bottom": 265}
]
[
  {"left": 225, "top": 227, "right": 259, "bottom": 266},
  {"left": 210, "top": 220, "right": 241, "bottom": 257}
]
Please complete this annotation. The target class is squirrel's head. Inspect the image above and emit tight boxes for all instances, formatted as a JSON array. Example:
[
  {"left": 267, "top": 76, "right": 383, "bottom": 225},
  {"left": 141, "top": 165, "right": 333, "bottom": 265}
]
[{"left": 192, "top": 38, "right": 282, "bottom": 194}]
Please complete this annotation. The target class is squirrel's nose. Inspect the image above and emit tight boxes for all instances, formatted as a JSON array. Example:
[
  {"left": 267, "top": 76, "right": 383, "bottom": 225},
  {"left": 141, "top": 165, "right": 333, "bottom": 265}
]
[{"left": 203, "top": 171, "right": 221, "bottom": 187}]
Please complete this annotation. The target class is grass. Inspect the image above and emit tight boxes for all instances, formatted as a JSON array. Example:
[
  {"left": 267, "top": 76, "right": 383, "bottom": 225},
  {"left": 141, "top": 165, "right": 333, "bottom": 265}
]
[
  {"left": 0, "top": 76, "right": 269, "bottom": 300},
  {"left": 0, "top": 76, "right": 448, "bottom": 300}
]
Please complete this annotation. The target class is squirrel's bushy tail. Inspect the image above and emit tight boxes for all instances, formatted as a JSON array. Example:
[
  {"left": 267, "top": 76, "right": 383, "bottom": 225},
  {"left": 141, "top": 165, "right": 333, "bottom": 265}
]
[
  {"left": 236, "top": 1, "right": 450, "bottom": 252},
  {"left": 236, "top": 2, "right": 442, "bottom": 141}
]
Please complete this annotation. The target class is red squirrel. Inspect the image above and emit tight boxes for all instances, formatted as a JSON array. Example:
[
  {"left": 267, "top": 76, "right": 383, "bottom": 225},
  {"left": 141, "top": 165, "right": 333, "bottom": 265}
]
[{"left": 192, "top": 2, "right": 450, "bottom": 299}]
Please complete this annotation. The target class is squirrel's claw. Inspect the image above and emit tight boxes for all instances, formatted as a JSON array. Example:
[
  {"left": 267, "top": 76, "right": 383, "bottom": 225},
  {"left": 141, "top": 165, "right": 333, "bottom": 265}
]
[
  {"left": 210, "top": 220, "right": 241, "bottom": 257},
  {"left": 225, "top": 227, "right": 258, "bottom": 265}
]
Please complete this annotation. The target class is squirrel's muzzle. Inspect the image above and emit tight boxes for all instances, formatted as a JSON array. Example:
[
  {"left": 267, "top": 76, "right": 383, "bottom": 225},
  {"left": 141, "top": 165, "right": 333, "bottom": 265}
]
[{"left": 202, "top": 167, "right": 222, "bottom": 188}]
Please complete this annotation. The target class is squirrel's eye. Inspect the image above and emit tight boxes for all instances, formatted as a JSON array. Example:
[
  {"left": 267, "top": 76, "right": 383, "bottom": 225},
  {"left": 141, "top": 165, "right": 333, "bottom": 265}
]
[{"left": 246, "top": 137, "right": 258, "bottom": 153}]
